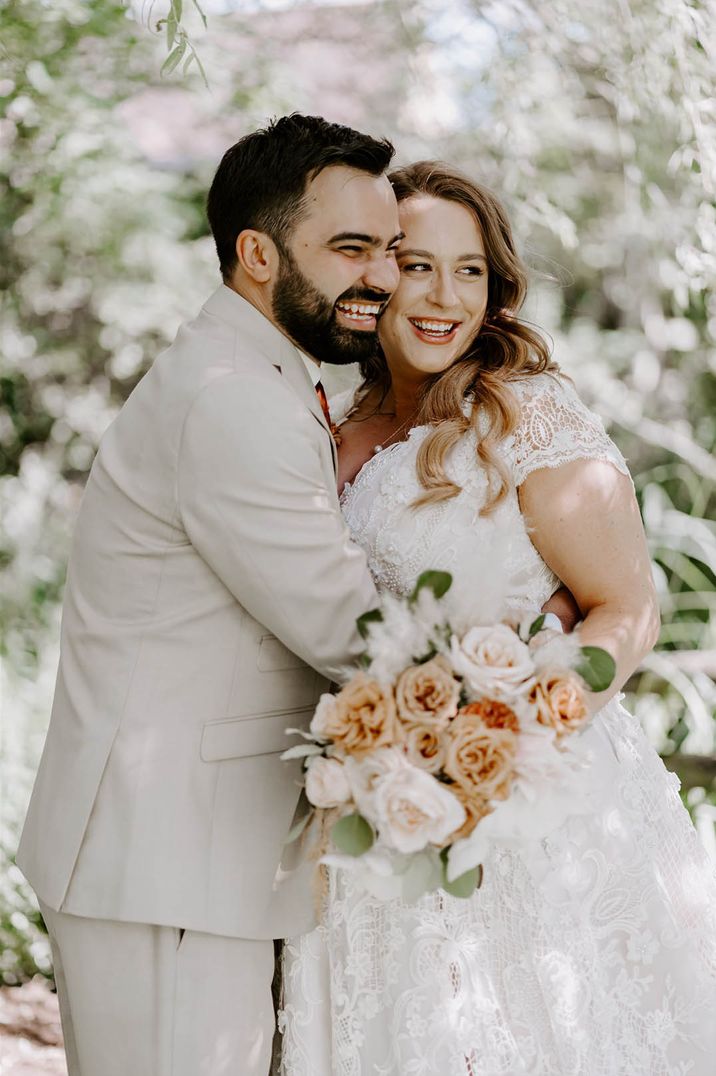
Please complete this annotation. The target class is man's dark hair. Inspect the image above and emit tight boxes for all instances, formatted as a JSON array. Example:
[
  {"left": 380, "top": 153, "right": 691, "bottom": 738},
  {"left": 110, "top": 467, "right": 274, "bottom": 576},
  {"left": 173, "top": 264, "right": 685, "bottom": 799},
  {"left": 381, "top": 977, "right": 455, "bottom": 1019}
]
[{"left": 206, "top": 113, "right": 395, "bottom": 280}]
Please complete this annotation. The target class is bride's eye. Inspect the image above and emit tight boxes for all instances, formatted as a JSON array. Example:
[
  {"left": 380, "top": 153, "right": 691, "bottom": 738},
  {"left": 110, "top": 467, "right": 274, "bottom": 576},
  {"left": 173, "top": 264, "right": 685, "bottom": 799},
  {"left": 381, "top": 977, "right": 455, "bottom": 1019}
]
[
  {"left": 458, "top": 266, "right": 485, "bottom": 277},
  {"left": 402, "top": 262, "right": 432, "bottom": 273}
]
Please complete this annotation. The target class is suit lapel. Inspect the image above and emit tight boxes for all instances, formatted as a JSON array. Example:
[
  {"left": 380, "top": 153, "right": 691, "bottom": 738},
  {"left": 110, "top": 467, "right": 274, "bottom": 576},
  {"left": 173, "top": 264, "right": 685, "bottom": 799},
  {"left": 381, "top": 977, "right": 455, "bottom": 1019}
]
[
  {"left": 202, "top": 286, "right": 337, "bottom": 473},
  {"left": 277, "top": 349, "right": 338, "bottom": 473}
]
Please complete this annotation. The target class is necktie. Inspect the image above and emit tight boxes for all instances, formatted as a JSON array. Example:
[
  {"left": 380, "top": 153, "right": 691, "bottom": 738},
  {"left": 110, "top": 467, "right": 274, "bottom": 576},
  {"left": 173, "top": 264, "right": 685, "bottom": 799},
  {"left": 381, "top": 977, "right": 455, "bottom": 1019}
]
[
  {"left": 315, "top": 381, "right": 332, "bottom": 427},
  {"left": 315, "top": 382, "right": 341, "bottom": 444}
]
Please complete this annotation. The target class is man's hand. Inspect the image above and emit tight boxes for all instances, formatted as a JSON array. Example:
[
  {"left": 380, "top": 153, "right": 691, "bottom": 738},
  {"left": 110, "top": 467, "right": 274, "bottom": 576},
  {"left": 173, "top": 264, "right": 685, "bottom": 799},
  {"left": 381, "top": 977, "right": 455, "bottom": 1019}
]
[{"left": 542, "top": 585, "right": 582, "bottom": 634}]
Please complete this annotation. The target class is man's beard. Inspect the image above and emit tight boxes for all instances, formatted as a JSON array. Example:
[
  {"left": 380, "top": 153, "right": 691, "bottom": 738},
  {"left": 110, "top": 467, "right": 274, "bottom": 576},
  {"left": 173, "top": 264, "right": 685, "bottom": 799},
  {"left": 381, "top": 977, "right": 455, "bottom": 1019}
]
[{"left": 272, "top": 247, "right": 388, "bottom": 367}]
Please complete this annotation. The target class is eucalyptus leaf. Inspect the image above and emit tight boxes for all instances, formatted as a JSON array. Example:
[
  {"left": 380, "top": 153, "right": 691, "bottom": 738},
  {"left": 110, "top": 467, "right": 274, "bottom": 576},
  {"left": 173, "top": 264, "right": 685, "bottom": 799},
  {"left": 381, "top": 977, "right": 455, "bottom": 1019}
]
[
  {"left": 357, "top": 607, "right": 383, "bottom": 640},
  {"left": 414, "top": 646, "right": 438, "bottom": 664},
  {"left": 191, "top": 47, "right": 209, "bottom": 88},
  {"left": 441, "top": 858, "right": 483, "bottom": 898},
  {"left": 411, "top": 570, "right": 452, "bottom": 602},
  {"left": 171, "top": 0, "right": 183, "bottom": 21},
  {"left": 166, "top": 14, "right": 177, "bottom": 49},
  {"left": 285, "top": 811, "right": 313, "bottom": 844},
  {"left": 528, "top": 613, "right": 546, "bottom": 638},
  {"left": 279, "top": 743, "right": 324, "bottom": 761},
  {"left": 161, "top": 40, "right": 187, "bottom": 76},
  {"left": 285, "top": 727, "right": 321, "bottom": 742},
  {"left": 191, "top": 0, "right": 208, "bottom": 27},
  {"left": 331, "top": 813, "right": 374, "bottom": 857},
  {"left": 576, "top": 646, "right": 617, "bottom": 692},
  {"left": 400, "top": 851, "right": 442, "bottom": 902}
]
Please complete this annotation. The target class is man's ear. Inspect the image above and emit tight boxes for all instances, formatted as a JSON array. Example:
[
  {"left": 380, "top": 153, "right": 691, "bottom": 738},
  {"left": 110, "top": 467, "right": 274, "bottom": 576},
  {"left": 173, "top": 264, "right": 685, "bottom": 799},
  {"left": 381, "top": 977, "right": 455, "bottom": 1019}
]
[{"left": 235, "top": 229, "right": 279, "bottom": 284}]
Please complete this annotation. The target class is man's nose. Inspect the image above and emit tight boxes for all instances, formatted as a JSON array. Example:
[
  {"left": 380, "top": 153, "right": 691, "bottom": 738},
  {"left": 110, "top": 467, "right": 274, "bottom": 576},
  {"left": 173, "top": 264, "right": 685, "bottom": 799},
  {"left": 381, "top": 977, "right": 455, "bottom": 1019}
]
[{"left": 362, "top": 253, "right": 400, "bottom": 296}]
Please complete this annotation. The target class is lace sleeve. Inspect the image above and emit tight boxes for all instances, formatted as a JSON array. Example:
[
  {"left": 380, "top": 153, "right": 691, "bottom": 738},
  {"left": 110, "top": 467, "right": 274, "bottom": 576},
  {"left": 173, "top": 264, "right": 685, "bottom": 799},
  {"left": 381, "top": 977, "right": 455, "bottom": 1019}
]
[{"left": 510, "top": 373, "right": 630, "bottom": 486}]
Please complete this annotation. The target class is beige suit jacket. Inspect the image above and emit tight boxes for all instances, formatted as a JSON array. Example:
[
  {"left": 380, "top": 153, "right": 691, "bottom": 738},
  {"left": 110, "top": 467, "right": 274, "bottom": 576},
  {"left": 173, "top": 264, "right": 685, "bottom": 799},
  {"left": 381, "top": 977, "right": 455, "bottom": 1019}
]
[{"left": 17, "top": 286, "right": 377, "bottom": 939}]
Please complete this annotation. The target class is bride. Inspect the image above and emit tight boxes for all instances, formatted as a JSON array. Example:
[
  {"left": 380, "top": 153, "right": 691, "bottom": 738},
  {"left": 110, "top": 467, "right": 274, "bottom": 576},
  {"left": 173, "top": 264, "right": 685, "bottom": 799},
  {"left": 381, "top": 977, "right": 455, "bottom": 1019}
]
[{"left": 279, "top": 161, "right": 716, "bottom": 1075}]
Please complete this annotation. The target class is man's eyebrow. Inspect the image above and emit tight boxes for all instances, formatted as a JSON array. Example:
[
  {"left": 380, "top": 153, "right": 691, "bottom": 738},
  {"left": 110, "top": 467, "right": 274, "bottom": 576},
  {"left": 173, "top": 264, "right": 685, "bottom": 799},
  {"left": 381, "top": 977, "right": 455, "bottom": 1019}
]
[
  {"left": 328, "top": 232, "right": 381, "bottom": 246},
  {"left": 398, "top": 248, "right": 488, "bottom": 263},
  {"left": 328, "top": 232, "right": 406, "bottom": 248}
]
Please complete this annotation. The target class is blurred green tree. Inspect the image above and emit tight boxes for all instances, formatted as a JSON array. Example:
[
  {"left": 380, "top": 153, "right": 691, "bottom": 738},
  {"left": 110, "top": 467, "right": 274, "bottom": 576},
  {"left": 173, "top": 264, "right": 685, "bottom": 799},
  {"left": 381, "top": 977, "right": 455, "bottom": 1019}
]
[
  {"left": 0, "top": 0, "right": 217, "bottom": 984},
  {"left": 408, "top": 0, "right": 716, "bottom": 757}
]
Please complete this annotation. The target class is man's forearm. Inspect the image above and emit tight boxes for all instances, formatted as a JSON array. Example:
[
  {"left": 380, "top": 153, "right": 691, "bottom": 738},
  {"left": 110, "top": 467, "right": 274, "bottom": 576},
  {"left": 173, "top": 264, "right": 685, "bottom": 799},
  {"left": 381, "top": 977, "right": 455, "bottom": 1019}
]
[{"left": 542, "top": 585, "right": 582, "bottom": 633}]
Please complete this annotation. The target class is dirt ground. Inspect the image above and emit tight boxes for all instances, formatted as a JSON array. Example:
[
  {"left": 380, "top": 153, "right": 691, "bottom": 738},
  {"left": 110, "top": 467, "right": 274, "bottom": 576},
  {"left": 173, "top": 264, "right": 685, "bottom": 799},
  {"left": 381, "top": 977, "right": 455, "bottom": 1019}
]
[{"left": 0, "top": 980, "right": 67, "bottom": 1075}]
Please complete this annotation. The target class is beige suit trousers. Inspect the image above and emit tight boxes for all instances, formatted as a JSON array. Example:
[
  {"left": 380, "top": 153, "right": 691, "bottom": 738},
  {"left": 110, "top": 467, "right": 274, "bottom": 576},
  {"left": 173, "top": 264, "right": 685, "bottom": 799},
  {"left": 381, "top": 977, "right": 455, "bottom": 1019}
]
[{"left": 40, "top": 903, "right": 276, "bottom": 1076}]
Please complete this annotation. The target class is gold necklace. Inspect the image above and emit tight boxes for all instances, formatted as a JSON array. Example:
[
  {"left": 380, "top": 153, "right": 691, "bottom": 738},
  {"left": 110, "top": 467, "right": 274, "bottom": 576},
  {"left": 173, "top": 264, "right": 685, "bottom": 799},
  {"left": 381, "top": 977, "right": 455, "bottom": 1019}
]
[{"left": 372, "top": 412, "right": 416, "bottom": 455}]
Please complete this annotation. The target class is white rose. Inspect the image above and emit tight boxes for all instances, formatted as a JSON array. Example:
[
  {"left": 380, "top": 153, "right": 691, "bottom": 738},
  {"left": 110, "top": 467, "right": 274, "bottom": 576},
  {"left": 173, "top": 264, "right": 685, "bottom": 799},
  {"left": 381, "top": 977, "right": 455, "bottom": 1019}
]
[
  {"left": 344, "top": 748, "right": 406, "bottom": 821},
  {"left": 371, "top": 762, "right": 467, "bottom": 854},
  {"left": 451, "top": 624, "right": 535, "bottom": 699},
  {"left": 309, "top": 693, "right": 338, "bottom": 740},
  {"left": 304, "top": 756, "right": 352, "bottom": 809}
]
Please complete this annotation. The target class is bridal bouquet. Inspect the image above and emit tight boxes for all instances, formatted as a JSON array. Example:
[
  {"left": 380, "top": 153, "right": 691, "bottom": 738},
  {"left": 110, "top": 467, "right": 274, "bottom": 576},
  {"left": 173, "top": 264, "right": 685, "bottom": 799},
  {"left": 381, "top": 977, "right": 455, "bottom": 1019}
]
[{"left": 283, "top": 571, "right": 615, "bottom": 902}]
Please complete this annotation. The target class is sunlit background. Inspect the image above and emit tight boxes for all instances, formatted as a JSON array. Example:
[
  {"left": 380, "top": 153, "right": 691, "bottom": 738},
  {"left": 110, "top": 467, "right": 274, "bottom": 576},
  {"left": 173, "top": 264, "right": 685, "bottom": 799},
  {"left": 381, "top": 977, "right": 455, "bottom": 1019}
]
[{"left": 1, "top": 0, "right": 715, "bottom": 1041}]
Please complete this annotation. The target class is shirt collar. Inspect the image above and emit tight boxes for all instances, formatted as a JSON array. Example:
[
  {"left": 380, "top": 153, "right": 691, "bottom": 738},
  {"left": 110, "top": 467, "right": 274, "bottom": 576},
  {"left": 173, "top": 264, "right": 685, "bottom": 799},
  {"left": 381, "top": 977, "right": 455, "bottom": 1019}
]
[{"left": 299, "top": 351, "right": 322, "bottom": 387}]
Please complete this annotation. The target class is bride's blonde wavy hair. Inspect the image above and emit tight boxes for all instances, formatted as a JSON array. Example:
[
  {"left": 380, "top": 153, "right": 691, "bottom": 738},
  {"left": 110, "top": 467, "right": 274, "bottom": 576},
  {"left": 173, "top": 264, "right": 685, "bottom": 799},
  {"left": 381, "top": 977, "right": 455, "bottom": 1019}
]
[{"left": 359, "top": 161, "right": 558, "bottom": 514}]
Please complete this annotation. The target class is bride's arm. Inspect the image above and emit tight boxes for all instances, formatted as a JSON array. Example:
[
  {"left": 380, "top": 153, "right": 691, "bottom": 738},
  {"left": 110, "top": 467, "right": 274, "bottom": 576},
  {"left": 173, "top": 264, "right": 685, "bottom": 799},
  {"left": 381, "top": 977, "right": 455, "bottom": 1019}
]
[{"left": 518, "top": 458, "right": 660, "bottom": 710}]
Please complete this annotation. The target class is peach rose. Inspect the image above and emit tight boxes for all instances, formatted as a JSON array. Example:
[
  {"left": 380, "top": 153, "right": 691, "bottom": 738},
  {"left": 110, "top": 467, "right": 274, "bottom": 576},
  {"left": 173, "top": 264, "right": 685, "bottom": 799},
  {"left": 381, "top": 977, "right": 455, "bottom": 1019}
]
[
  {"left": 449, "top": 782, "right": 492, "bottom": 841},
  {"left": 444, "top": 708, "right": 518, "bottom": 802},
  {"left": 318, "top": 674, "right": 400, "bottom": 756},
  {"left": 304, "top": 756, "right": 352, "bottom": 809},
  {"left": 404, "top": 724, "right": 447, "bottom": 774},
  {"left": 530, "top": 670, "right": 588, "bottom": 737},
  {"left": 395, "top": 657, "right": 461, "bottom": 731},
  {"left": 459, "top": 699, "right": 520, "bottom": 733}
]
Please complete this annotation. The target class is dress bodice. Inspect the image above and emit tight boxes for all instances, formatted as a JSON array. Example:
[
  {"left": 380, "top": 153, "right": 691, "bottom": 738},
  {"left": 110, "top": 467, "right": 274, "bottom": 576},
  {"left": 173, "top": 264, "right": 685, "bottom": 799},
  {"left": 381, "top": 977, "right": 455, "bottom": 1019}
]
[{"left": 332, "top": 373, "right": 629, "bottom": 622}]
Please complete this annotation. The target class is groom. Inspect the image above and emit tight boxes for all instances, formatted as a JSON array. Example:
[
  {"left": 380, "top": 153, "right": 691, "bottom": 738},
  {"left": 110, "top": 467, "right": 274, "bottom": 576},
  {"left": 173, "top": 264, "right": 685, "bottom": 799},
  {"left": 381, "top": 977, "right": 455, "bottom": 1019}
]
[{"left": 17, "top": 114, "right": 403, "bottom": 1075}]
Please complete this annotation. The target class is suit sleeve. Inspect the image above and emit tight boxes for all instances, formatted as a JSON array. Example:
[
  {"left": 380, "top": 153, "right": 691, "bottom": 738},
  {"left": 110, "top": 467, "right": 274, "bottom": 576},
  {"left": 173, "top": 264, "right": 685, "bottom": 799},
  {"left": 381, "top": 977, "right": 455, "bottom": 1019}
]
[{"left": 176, "top": 371, "right": 378, "bottom": 681}]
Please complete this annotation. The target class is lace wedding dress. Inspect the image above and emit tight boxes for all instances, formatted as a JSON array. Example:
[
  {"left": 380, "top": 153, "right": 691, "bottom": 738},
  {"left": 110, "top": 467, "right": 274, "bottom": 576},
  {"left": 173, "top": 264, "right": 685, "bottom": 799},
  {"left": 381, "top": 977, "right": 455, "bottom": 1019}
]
[{"left": 279, "top": 373, "right": 716, "bottom": 1076}]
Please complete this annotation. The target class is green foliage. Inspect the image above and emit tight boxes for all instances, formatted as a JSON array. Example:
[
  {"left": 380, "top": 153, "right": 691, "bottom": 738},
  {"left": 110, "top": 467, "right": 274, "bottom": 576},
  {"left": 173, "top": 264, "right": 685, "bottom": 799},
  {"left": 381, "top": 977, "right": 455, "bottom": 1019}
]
[
  {"left": 154, "top": 0, "right": 208, "bottom": 85},
  {"left": 0, "top": 851, "right": 52, "bottom": 985},
  {"left": 331, "top": 813, "right": 375, "bottom": 857},
  {"left": 357, "top": 608, "right": 384, "bottom": 640},
  {"left": 284, "top": 811, "right": 314, "bottom": 845},
  {"left": 410, "top": 570, "right": 453, "bottom": 602},
  {"left": 440, "top": 848, "right": 483, "bottom": 899},
  {"left": 576, "top": 647, "right": 618, "bottom": 694}
]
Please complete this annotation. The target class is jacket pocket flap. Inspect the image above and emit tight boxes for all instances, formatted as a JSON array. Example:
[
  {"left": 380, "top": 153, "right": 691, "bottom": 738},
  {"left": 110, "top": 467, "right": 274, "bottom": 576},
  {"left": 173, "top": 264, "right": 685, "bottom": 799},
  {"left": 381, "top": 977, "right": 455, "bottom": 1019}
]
[
  {"left": 200, "top": 708, "right": 314, "bottom": 761},
  {"left": 257, "top": 634, "right": 306, "bottom": 672}
]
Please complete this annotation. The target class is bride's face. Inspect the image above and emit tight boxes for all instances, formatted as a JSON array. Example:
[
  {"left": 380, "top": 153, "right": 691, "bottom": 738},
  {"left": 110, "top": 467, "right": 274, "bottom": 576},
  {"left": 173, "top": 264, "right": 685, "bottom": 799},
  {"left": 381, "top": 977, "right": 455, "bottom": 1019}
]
[{"left": 378, "top": 195, "right": 489, "bottom": 379}]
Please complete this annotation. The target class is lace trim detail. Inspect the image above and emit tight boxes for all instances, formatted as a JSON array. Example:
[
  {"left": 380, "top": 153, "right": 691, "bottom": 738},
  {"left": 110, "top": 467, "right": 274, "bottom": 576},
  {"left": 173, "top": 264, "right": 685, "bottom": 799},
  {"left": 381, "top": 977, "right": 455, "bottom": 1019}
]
[{"left": 509, "top": 374, "right": 630, "bottom": 486}]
